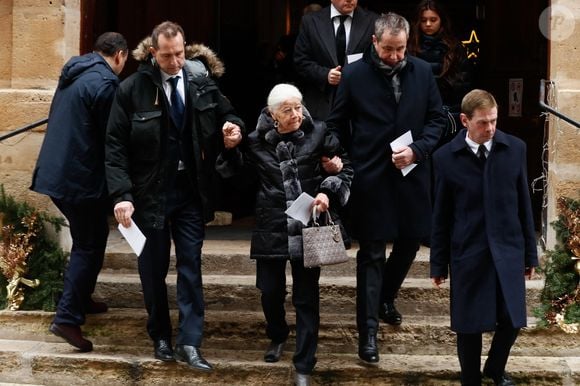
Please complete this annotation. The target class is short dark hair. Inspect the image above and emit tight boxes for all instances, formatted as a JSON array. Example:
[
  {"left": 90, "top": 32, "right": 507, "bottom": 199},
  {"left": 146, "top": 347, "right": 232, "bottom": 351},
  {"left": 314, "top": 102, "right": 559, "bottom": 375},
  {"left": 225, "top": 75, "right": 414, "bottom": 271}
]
[
  {"left": 151, "top": 21, "right": 186, "bottom": 49},
  {"left": 93, "top": 32, "right": 128, "bottom": 57}
]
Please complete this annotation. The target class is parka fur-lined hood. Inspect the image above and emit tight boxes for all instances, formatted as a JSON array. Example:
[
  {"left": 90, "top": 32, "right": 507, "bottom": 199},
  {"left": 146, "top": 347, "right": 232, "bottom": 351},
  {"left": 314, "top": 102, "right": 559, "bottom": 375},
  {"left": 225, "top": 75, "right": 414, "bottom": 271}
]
[{"left": 132, "top": 36, "right": 225, "bottom": 78}]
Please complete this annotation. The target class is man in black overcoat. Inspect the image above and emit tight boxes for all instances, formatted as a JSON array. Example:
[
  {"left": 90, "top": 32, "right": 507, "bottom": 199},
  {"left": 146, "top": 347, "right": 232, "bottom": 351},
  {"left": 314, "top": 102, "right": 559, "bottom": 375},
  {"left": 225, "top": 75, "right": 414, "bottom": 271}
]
[
  {"left": 326, "top": 13, "right": 445, "bottom": 363},
  {"left": 294, "top": 0, "right": 377, "bottom": 120},
  {"left": 430, "top": 89, "right": 538, "bottom": 386}
]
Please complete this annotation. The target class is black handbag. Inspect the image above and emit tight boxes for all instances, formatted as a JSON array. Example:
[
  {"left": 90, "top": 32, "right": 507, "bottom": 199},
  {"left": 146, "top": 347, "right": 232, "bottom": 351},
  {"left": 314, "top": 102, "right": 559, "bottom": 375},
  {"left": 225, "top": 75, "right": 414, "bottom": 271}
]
[{"left": 302, "top": 208, "right": 349, "bottom": 268}]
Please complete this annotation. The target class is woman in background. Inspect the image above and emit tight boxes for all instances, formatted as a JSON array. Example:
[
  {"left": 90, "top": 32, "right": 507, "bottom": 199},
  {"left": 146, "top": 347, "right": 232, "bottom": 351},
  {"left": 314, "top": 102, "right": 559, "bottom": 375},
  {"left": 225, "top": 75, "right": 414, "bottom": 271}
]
[{"left": 408, "top": 0, "right": 473, "bottom": 145}]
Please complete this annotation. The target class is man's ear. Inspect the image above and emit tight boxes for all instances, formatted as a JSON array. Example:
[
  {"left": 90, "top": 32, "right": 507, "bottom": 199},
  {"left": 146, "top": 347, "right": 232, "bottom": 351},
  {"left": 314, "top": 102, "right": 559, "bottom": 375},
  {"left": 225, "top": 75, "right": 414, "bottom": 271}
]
[
  {"left": 114, "top": 50, "right": 124, "bottom": 65},
  {"left": 459, "top": 113, "right": 469, "bottom": 128}
]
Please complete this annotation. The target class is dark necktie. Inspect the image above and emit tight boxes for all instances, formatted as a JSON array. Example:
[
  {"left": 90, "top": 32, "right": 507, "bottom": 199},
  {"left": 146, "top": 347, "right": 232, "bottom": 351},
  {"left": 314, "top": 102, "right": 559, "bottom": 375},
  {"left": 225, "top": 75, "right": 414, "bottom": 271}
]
[
  {"left": 477, "top": 144, "right": 487, "bottom": 165},
  {"left": 335, "top": 15, "right": 348, "bottom": 65},
  {"left": 167, "top": 76, "right": 185, "bottom": 128}
]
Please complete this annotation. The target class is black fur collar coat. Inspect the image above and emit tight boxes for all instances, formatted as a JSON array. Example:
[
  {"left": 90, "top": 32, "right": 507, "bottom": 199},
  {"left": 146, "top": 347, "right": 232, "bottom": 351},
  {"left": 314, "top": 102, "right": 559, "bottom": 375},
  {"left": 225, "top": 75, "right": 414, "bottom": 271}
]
[{"left": 218, "top": 107, "right": 353, "bottom": 260}]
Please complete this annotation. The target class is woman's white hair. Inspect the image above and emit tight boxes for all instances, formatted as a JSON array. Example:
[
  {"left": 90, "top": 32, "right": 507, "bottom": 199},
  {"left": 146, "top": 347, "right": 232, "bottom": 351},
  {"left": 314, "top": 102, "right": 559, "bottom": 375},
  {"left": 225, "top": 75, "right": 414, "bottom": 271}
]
[{"left": 267, "top": 83, "right": 303, "bottom": 111}]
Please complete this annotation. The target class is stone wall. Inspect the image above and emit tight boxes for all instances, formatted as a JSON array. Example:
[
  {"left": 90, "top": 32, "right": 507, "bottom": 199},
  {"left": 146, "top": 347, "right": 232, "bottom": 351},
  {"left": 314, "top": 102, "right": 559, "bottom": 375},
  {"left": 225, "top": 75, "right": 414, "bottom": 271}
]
[
  {"left": 0, "top": 0, "right": 80, "bottom": 216},
  {"left": 546, "top": 0, "right": 580, "bottom": 248}
]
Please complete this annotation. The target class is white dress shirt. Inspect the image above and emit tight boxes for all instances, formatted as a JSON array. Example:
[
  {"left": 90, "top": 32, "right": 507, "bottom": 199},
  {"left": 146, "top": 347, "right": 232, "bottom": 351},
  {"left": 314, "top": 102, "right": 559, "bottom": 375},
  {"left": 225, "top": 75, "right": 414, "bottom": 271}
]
[
  {"left": 330, "top": 5, "right": 354, "bottom": 50},
  {"left": 465, "top": 133, "right": 492, "bottom": 158},
  {"left": 160, "top": 69, "right": 185, "bottom": 106}
]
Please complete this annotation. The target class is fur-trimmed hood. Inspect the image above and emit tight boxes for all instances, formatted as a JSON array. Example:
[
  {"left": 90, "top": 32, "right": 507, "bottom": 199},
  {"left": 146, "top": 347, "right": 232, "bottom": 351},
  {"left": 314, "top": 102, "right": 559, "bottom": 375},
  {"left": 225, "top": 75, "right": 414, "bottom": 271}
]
[{"left": 132, "top": 36, "right": 225, "bottom": 78}]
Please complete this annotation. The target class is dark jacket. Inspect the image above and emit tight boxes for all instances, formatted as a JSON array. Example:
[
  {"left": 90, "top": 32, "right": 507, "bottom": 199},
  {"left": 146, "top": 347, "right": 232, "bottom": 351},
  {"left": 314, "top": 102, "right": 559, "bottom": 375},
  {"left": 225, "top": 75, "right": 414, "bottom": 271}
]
[
  {"left": 105, "top": 52, "right": 243, "bottom": 228},
  {"left": 327, "top": 50, "right": 445, "bottom": 240},
  {"left": 217, "top": 108, "right": 353, "bottom": 260},
  {"left": 430, "top": 129, "right": 538, "bottom": 333},
  {"left": 31, "top": 53, "right": 119, "bottom": 202},
  {"left": 294, "top": 6, "right": 377, "bottom": 119},
  {"left": 414, "top": 34, "right": 473, "bottom": 113}
]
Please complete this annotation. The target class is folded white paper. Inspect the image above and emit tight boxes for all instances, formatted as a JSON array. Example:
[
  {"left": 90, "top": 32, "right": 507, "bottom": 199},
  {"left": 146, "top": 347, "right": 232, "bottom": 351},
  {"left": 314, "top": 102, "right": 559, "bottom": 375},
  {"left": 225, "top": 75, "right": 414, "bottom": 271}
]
[
  {"left": 285, "top": 192, "right": 315, "bottom": 225},
  {"left": 347, "top": 53, "right": 363, "bottom": 64},
  {"left": 118, "top": 220, "right": 146, "bottom": 256},
  {"left": 390, "top": 130, "right": 418, "bottom": 176}
]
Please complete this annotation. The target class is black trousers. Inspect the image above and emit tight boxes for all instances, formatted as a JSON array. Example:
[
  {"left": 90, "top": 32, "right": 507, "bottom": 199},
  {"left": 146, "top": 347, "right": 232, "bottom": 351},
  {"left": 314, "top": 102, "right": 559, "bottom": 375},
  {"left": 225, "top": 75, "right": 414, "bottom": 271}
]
[
  {"left": 256, "top": 259, "right": 320, "bottom": 375},
  {"left": 138, "top": 173, "right": 205, "bottom": 346},
  {"left": 356, "top": 239, "right": 385, "bottom": 335},
  {"left": 382, "top": 238, "right": 421, "bottom": 303},
  {"left": 52, "top": 198, "right": 109, "bottom": 326},
  {"left": 456, "top": 286, "right": 520, "bottom": 386},
  {"left": 356, "top": 238, "right": 419, "bottom": 335}
]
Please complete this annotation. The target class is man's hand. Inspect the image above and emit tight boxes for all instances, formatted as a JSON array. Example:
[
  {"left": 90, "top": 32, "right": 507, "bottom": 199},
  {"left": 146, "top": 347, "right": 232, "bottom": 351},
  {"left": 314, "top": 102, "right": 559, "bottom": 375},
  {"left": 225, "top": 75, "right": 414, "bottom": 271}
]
[
  {"left": 327, "top": 66, "right": 342, "bottom": 86},
  {"left": 114, "top": 201, "right": 135, "bottom": 228},
  {"left": 431, "top": 276, "right": 446, "bottom": 288},
  {"left": 321, "top": 156, "right": 343, "bottom": 174},
  {"left": 392, "top": 146, "right": 417, "bottom": 169},
  {"left": 222, "top": 121, "right": 242, "bottom": 149},
  {"left": 525, "top": 267, "right": 535, "bottom": 280}
]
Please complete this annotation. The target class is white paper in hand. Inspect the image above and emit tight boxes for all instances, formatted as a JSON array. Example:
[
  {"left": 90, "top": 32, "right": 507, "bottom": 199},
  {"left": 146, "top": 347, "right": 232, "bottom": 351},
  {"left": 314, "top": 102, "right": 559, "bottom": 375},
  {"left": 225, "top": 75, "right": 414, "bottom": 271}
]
[
  {"left": 285, "top": 192, "right": 315, "bottom": 225},
  {"left": 118, "top": 220, "right": 146, "bottom": 256},
  {"left": 390, "top": 130, "right": 418, "bottom": 176}
]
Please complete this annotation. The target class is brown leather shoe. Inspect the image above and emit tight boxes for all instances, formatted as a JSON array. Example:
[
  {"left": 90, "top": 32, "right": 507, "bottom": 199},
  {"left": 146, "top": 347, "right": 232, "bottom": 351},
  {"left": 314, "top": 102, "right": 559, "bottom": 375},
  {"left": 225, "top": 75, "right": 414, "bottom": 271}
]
[
  {"left": 86, "top": 298, "right": 108, "bottom": 314},
  {"left": 49, "top": 323, "right": 93, "bottom": 352}
]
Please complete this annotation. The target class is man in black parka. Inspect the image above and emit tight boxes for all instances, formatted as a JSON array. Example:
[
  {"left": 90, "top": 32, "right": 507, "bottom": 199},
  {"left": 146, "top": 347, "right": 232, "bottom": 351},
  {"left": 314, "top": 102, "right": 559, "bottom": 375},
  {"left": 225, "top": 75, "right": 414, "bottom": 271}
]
[
  {"left": 31, "top": 32, "right": 128, "bottom": 352},
  {"left": 105, "top": 21, "right": 243, "bottom": 370}
]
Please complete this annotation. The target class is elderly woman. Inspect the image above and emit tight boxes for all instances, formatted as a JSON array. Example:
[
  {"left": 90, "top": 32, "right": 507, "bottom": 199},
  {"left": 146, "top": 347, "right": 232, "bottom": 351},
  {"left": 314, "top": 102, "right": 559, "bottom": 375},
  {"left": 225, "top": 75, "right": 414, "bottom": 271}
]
[{"left": 219, "top": 83, "right": 352, "bottom": 386}]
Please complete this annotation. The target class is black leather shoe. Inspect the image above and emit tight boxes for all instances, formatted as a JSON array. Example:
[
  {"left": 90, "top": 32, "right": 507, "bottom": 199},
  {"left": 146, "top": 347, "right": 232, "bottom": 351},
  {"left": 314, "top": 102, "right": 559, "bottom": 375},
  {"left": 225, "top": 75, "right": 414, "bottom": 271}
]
[
  {"left": 358, "top": 333, "right": 379, "bottom": 363},
  {"left": 379, "top": 302, "right": 402, "bottom": 326},
  {"left": 264, "top": 341, "right": 285, "bottom": 363},
  {"left": 49, "top": 323, "right": 93, "bottom": 352},
  {"left": 483, "top": 370, "right": 516, "bottom": 386},
  {"left": 174, "top": 344, "right": 213, "bottom": 371},
  {"left": 294, "top": 372, "right": 311, "bottom": 386},
  {"left": 153, "top": 339, "right": 175, "bottom": 362}
]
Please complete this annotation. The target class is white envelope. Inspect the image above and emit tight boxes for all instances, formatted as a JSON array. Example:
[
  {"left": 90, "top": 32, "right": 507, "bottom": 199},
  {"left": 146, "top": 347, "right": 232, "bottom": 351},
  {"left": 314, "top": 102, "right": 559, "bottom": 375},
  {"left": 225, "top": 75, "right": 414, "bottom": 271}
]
[
  {"left": 390, "top": 130, "right": 418, "bottom": 177},
  {"left": 118, "top": 220, "right": 146, "bottom": 256}
]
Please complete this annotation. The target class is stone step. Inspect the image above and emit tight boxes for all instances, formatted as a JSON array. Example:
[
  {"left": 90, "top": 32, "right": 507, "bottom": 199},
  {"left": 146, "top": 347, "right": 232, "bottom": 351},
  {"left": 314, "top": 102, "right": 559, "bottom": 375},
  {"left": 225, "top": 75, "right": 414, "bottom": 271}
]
[
  {"left": 104, "top": 233, "right": 433, "bottom": 278},
  {"left": 2, "top": 309, "right": 574, "bottom": 358},
  {"left": 0, "top": 339, "right": 577, "bottom": 386},
  {"left": 92, "top": 273, "right": 544, "bottom": 315}
]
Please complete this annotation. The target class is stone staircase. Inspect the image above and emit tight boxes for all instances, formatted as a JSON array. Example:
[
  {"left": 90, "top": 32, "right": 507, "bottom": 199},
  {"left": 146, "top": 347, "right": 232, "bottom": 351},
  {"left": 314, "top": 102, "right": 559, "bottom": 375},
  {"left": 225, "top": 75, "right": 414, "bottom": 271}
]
[{"left": 0, "top": 220, "right": 578, "bottom": 385}]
